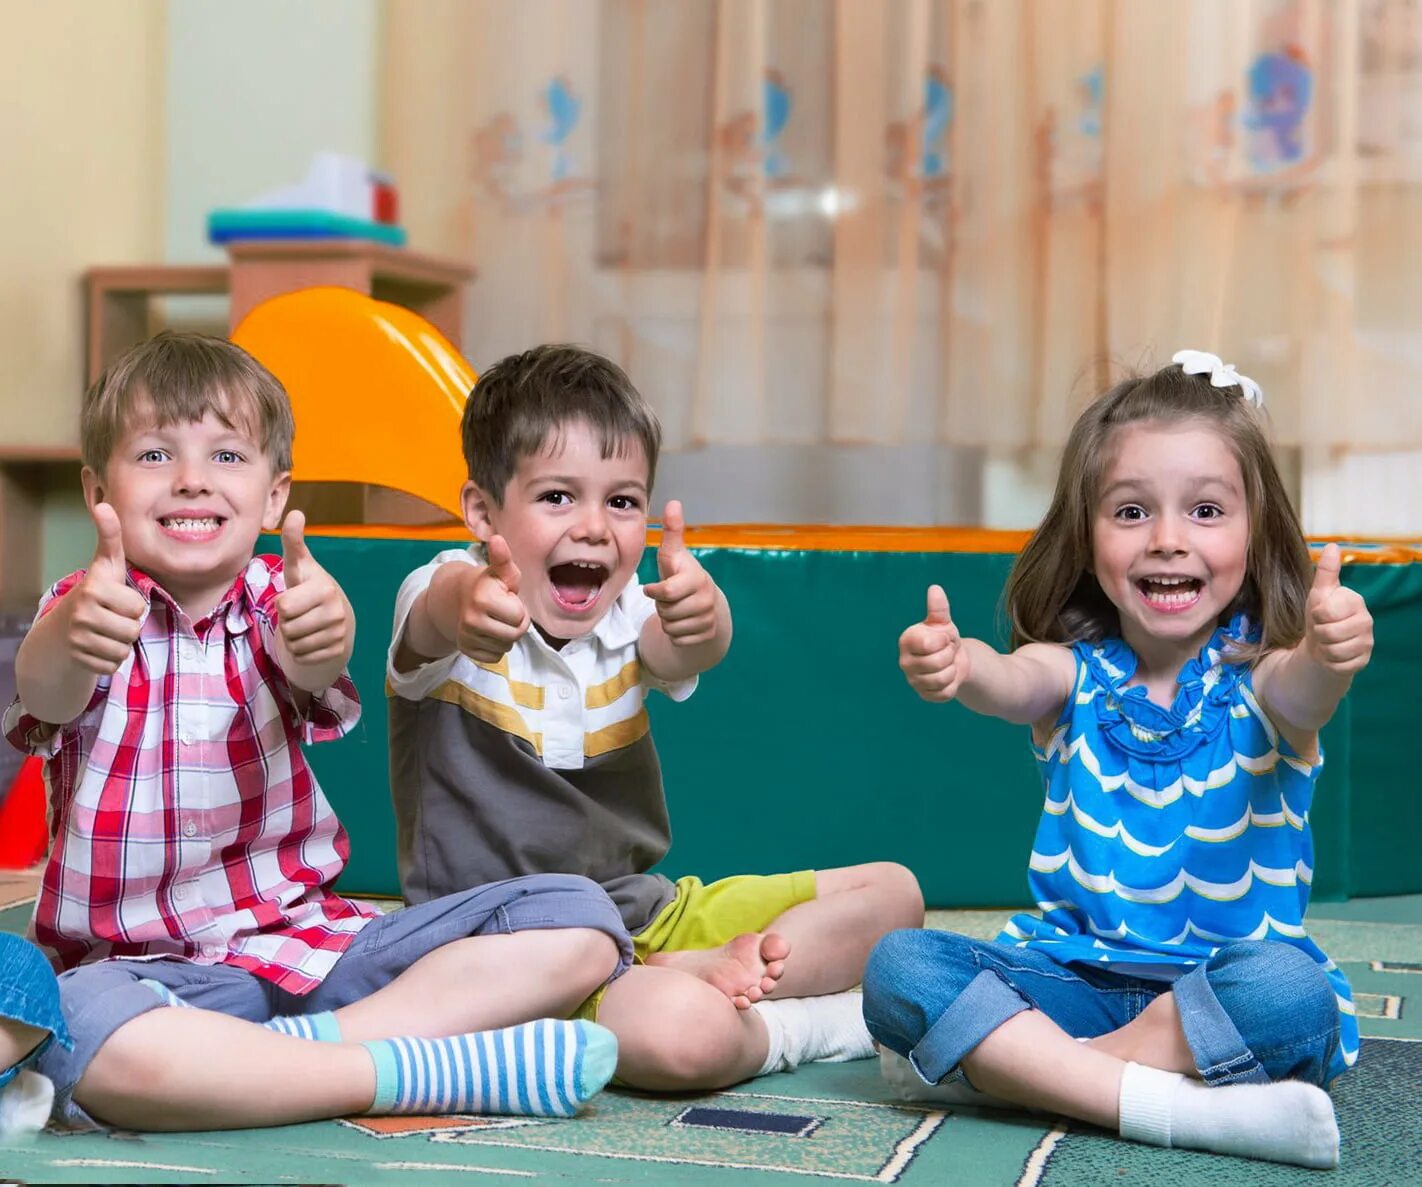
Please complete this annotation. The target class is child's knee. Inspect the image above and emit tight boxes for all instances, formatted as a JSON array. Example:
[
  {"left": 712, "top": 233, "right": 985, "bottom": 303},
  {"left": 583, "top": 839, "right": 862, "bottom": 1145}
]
[
  {"left": 1205, "top": 941, "right": 1338, "bottom": 1082},
  {"left": 614, "top": 978, "right": 753, "bottom": 1087},
  {"left": 865, "top": 862, "right": 925, "bottom": 927},
  {"left": 570, "top": 927, "right": 624, "bottom": 990},
  {"left": 862, "top": 929, "right": 977, "bottom": 1032}
]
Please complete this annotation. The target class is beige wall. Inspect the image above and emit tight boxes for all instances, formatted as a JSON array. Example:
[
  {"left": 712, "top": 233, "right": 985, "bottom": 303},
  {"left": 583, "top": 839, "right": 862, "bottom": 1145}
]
[{"left": 0, "top": 0, "right": 167, "bottom": 451}]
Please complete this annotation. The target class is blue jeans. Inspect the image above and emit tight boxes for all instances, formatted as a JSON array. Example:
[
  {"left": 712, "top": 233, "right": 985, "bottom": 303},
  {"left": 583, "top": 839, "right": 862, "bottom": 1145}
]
[
  {"left": 862, "top": 930, "right": 1340, "bottom": 1089},
  {"left": 0, "top": 933, "right": 70, "bottom": 1091}
]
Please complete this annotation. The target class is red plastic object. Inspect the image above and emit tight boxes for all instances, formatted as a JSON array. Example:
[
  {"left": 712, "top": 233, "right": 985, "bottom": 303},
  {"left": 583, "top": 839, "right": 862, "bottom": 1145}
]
[{"left": 0, "top": 756, "right": 48, "bottom": 869}]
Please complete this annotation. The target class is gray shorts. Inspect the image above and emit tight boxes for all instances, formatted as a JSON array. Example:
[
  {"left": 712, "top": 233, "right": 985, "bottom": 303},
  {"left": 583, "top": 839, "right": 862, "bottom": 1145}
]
[{"left": 39, "top": 874, "right": 631, "bottom": 1128}]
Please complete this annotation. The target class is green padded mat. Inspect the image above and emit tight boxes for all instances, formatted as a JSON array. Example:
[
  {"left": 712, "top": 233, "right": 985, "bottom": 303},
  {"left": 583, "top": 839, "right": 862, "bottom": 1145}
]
[
  {"left": 271, "top": 535, "right": 1422, "bottom": 906},
  {"left": 2, "top": 894, "right": 1419, "bottom": 1185}
]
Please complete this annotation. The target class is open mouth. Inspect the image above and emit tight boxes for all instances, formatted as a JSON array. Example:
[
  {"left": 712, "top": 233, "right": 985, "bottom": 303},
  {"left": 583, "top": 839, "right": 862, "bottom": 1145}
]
[
  {"left": 1135, "top": 575, "right": 1203, "bottom": 612},
  {"left": 159, "top": 515, "right": 224, "bottom": 541},
  {"left": 548, "top": 560, "right": 609, "bottom": 613}
]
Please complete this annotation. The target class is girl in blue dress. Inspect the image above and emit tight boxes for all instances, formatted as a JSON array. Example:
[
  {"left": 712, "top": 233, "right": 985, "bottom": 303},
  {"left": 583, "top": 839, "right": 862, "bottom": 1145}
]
[{"left": 866, "top": 351, "right": 1373, "bottom": 1170}]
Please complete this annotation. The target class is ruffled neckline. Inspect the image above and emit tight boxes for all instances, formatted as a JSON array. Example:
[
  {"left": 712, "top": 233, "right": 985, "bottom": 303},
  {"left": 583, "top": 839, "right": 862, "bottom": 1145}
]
[{"left": 1078, "top": 613, "right": 1256, "bottom": 759}]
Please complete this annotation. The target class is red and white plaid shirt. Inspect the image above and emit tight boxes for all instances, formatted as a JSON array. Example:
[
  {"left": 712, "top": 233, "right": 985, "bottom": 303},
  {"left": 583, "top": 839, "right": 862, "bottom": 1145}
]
[{"left": 3, "top": 556, "right": 378, "bottom": 994}]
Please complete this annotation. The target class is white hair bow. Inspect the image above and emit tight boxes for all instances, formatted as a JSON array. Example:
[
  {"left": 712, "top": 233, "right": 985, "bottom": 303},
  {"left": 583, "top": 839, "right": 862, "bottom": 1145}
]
[{"left": 1171, "top": 349, "right": 1263, "bottom": 408}]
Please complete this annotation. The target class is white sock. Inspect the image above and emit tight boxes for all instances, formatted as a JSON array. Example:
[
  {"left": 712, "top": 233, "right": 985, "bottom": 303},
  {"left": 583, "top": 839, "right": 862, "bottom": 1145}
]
[
  {"left": 878, "top": 1048, "right": 1009, "bottom": 1109},
  {"left": 0, "top": 1069, "right": 54, "bottom": 1140},
  {"left": 753, "top": 992, "right": 875, "bottom": 1075},
  {"left": 1118, "top": 1061, "right": 1339, "bottom": 1169}
]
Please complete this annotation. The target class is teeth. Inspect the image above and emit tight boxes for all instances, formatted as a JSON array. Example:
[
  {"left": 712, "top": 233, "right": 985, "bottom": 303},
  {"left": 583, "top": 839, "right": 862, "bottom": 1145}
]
[
  {"left": 164, "top": 517, "right": 219, "bottom": 531},
  {"left": 1146, "top": 576, "right": 1192, "bottom": 586},
  {"left": 1145, "top": 590, "right": 1198, "bottom": 606}
]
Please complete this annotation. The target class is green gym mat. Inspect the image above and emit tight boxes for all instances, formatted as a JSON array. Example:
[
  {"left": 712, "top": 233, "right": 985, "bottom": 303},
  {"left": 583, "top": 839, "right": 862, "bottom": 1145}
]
[{"left": 2, "top": 885, "right": 1417, "bottom": 1186}]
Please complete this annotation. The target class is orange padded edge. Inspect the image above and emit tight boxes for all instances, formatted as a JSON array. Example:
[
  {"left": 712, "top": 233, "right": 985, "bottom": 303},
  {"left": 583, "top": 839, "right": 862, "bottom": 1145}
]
[{"left": 300, "top": 522, "right": 1422, "bottom": 562}]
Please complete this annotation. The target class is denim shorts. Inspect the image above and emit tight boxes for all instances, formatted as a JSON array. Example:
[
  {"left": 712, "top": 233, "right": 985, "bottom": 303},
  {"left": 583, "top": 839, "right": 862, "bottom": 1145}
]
[
  {"left": 0, "top": 933, "right": 70, "bottom": 1091},
  {"left": 862, "top": 930, "right": 1341, "bottom": 1090},
  {"left": 40, "top": 873, "right": 631, "bottom": 1128}
]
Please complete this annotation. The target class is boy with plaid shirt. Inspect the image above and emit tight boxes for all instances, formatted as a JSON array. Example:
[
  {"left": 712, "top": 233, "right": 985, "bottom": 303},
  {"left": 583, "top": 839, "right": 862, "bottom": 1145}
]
[{"left": 5, "top": 333, "right": 630, "bottom": 1131}]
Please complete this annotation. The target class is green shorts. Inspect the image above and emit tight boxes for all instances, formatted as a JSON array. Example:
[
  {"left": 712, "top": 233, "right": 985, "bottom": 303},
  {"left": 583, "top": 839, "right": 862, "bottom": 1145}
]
[{"left": 573, "top": 870, "right": 816, "bottom": 1022}]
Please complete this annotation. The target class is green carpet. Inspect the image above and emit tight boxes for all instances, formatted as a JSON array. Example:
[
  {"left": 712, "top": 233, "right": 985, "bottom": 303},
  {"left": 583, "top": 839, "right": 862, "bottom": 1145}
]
[{"left": 1, "top": 895, "right": 1418, "bottom": 1184}]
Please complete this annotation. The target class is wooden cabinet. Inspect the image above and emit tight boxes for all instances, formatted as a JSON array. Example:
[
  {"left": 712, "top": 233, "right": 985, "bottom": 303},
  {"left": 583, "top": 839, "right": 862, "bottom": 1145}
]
[{"left": 0, "top": 242, "right": 473, "bottom": 609}]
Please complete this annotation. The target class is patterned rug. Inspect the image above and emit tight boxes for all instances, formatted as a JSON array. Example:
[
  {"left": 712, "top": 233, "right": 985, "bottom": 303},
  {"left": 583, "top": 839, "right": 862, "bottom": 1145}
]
[{"left": 1, "top": 877, "right": 1417, "bottom": 1185}]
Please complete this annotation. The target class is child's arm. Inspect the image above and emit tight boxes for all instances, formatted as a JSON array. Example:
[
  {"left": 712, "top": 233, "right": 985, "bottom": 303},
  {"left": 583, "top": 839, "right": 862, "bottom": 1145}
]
[
  {"left": 1253, "top": 543, "right": 1373, "bottom": 742},
  {"left": 899, "top": 584, "right": 1075, "bottom": 731},
  {"left": 14, "top": 503, "right": 146, "bottom": 725},
  {"left": 638, "top": 501, "right": 731, "bottom": 683},
  {"left": 273, "top": 512, "right": 356, "bottom": 695},
  {"left": 392, "top": 536, "right": 530, "bottom": 672}
]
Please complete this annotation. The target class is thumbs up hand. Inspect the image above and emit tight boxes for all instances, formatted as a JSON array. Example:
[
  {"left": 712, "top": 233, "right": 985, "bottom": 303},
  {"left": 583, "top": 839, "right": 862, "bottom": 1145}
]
[
  {"left": 899, "top": 585, "right": 969, "bottom": 702},
  {"left": 643, "top": 501, "right": 719, "bottom": 647},
  {"left": 1303, "top": 544, "right": 1373, "bottom": 675},
  {"left": 64, "top": 502, "right": 147, "bottom": 674},
  {"left": 456, "top": 534, "right": 531, "bottom": 664},
  {"left": 274, "top": 511, "right": 355, "bottom": 686}
]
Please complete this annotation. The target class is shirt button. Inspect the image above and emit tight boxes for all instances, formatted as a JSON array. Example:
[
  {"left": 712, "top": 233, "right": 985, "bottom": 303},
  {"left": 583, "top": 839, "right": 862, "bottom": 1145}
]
[
  {"left": 558, "top": 685, "right": 573, "bottom": 700},
  {"left": 183, "top": 821, "right": 197, "bottom": 838},
  {"left": 174, "top": 885, "right": 188, "bottom": 902},
  {"left": 180, "top": 731, "right": 194, "bottom": 746}
]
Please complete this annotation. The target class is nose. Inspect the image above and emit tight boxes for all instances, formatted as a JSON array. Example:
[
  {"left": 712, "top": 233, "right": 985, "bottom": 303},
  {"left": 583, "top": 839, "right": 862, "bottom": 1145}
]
[
  {"left": 172, "top": 456, "right": 213, "bottom": 495},
  {"left": 572, "top": 503, "right": 609, "bottom": 543},
  {"left": 1147, "top": 515, "right": 1187, "bottom": 556}
]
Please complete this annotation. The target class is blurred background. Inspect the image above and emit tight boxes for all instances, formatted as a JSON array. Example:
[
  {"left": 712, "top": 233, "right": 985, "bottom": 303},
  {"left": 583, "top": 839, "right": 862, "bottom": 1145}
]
[{"left": 3, "top": 0, "right": 1422, "bottom": 596}]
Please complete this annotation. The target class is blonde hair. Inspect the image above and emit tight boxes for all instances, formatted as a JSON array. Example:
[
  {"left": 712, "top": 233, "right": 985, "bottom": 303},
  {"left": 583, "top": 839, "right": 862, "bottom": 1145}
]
[
  {"left": 82, "top": 331, "right": 295, "bottom": 474},
  {"left": 1006, "top": 363, "right": 1312, "bottom": 662}
]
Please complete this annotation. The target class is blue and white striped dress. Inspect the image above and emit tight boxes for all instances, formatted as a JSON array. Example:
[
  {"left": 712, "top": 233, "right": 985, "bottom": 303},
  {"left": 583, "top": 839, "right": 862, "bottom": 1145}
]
[{"left": 1000, "top": 614, "right": 1358, "bottom": 1080}]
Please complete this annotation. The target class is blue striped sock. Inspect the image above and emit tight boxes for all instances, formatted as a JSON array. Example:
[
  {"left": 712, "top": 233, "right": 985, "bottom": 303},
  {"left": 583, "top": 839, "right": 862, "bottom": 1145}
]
[
  {"left": 264, "top": 1011, "right": 342, "bottom": 1042},
  {"left": 140, "top": 981, "right": 341, "bottom": 1044},
  {"left": 362, "top": 1019, "right": 617, "bottom": 1118}
]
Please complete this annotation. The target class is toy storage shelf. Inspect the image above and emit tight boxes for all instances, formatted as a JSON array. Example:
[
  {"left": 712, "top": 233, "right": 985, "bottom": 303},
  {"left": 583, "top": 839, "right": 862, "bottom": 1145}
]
[
  {"left": 0, "top": 242, "right": 474, "bottom": 610},
  {"left": 85, "top": 241, "right": 474, "bottom": 385}
]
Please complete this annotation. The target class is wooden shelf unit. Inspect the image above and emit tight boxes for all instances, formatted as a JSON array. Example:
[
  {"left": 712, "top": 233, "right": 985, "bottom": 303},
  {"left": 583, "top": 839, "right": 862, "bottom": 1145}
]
[{"left": 0, "top": 241, "right": 474, "bottom": 610}]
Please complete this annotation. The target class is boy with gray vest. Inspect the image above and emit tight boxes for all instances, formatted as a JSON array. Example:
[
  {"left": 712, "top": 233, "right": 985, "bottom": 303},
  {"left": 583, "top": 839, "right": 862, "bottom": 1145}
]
[{"left": 388, "top": 344, "right": 924, "bottom": 1090}]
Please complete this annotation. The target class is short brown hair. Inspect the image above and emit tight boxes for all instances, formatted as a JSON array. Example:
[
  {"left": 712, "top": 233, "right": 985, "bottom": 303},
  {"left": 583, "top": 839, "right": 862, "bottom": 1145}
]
[
  {"left": 1006, "top": 361, "right": 1312, "bottom": 662},
  {"left": 82, "top": 331, "right": 295, "bottom": 474},
  {"left": 461, "top": 344, "right": 662, "bottom": 504}
]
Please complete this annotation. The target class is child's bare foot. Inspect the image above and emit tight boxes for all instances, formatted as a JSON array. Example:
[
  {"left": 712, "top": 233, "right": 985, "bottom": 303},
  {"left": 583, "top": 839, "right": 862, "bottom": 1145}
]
[{"left": 647, "top": 933, "right": 791, "bottom": 1009}]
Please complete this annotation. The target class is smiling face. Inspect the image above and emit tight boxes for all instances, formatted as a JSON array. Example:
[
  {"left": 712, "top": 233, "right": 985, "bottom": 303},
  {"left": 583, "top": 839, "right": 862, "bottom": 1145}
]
[
  {"left": 82, "top": 402, "right": 290, "bottom": 620},
  {"left": 465, "top": 418, "right": 650, "bottom": 645},
  {"left": 1091, "top": 419, "right": 1250, "bottom": 668}
]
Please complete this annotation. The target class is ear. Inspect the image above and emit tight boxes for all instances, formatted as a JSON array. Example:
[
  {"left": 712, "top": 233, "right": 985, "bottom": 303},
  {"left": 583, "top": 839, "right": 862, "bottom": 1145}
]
[
  {"left": 461, "top": 480, "right": 498, "bottom": 543},
  {"left": 80, "top": 466, "right": 106, "bottom": 512},
  {"left": 262, "top": 470, "right": 292, "bottom": 533}
]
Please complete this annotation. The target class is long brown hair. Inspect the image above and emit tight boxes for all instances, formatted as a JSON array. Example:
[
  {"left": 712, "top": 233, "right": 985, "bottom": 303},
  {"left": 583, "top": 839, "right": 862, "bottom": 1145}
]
[{"left": 1006, "top": 363, "right": 1312, "bottom": 662}]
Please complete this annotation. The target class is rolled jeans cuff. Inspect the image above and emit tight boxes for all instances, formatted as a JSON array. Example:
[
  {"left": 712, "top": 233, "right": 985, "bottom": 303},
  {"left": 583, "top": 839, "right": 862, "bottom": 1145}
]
[
  {"left": 909, "top": 968, "right": 1030, "bottom": 1086},
  {"left": 1173, "top": 961, "right": 1269, "bottom": 1086}
]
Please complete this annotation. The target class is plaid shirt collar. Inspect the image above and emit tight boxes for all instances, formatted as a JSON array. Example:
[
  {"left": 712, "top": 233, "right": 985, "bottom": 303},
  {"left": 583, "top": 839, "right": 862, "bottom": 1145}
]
[{"left": 125, "top": 562, "right": 257, "bottom": 637}]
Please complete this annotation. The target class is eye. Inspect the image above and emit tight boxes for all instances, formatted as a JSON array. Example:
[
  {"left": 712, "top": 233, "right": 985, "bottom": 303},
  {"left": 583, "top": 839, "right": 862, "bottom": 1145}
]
[
  {"left": 137, "top": 448, "right": 168, "bottom": 464},
  {"left": 537, "top": 490, "right": 572, "bottom": 506},
  {"left": 1113, "top": 504, "right": 1147, "bottom": 521},
  {"left": 1192, "top": 503, "right": 1224, "bottom": 521},
  {"left": 214, "top": 449, "right": 244, "bottom": 465},
  {"left": 608, "top": 494, "right": 643, "bottom": 512}
]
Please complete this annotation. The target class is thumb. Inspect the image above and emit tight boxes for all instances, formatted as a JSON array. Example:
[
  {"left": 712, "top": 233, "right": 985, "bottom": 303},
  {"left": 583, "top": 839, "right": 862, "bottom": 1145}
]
[
  {"left": 1311, "top": 543, "right": 1342, "bottom": 597},
  {"left": 90, "top": 502, "right": 126, "bottom": 575},
  {"left": 486, "top": 534, "right": 520, "bottom": 593},
  {"left": 925, "top": 584, "right": 952, "bottom": 627},
  {"left": 281, "top": 510, "right": 312, "bottom": 586},
  {"left": 658, "top": 500, "right": 686, "bottom": 579}
]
